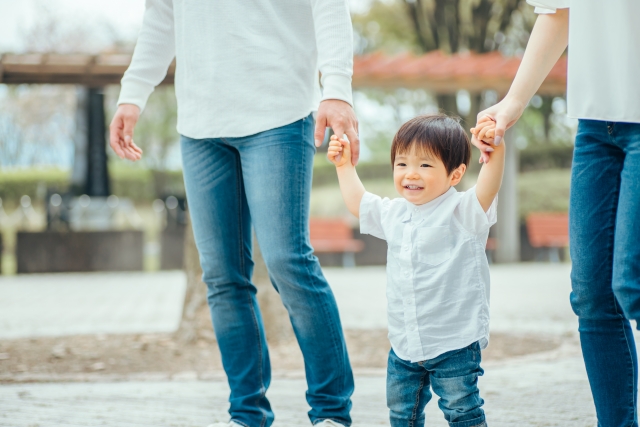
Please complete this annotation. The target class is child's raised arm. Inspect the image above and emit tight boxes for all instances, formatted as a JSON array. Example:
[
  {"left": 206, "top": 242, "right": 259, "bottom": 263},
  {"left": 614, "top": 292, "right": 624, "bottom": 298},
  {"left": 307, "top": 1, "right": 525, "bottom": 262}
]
[
  {"left": 327, "top": 135, "right": 366, "bottom": 218},
  {"left": 471, "top": 118, "right": 506, "bottom": 212}
]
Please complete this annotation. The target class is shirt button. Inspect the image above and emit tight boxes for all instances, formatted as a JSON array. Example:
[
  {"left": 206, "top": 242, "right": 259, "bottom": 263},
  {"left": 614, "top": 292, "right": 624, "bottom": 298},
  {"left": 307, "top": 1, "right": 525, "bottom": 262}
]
[
  {"left": 403, "top": 245, "right": 409, "bottom": 251},
  {"left": 405, "top": 298, "right": 413, "bottom": 304},
  {"left": 409, "top": 324, "right": 416, "bottom": 331}
]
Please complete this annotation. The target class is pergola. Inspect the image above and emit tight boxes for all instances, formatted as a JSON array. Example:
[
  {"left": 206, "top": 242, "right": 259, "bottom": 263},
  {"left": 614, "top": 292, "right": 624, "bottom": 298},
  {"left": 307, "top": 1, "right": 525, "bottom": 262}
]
[
  {"left": 0, "top": 51, "right": 566, "bottom": 93},
  {"left": 0, "top": 51, "right": 568, "bottom": 263}
]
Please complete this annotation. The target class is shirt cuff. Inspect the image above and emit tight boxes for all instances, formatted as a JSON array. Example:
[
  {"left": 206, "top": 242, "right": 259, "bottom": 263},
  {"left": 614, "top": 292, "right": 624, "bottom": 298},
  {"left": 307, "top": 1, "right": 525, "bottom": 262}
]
[
  {"left": 320, "top": 74, "right": 353, "bottom": 107},
  {"left": 117, "top": 78, "right": 155, "bottom": 112}
]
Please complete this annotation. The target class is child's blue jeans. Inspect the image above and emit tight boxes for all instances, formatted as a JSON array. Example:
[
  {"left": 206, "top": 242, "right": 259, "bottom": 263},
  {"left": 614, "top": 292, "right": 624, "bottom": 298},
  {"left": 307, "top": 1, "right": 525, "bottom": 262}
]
[
  {"left": 180, "top": 114, "right": 354, "bottom": 427},
  {"left": 570, "top": 119, "right": 640, "bottom": 427},
  {"left": 387, "top": 342, "right": 487, "bottom": 427}
]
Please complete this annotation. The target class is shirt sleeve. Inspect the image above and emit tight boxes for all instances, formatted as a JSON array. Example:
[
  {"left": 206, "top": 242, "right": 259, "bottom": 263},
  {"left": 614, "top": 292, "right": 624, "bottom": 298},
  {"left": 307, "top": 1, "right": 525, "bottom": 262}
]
[
  {"left": 526, "top": 0, "right": 570, "bottom": 13},
  {"left": 454, "top": 186, "right": 498, "bottom": 235},
  {"left": 310, "top": 0, "right": 354, "bottom": 106},
  {"left": 359, "top": 192, "right": 391, "bottom": 241},
  {"left": 117, "top": 0, "right": 176, "bottom": 112}
]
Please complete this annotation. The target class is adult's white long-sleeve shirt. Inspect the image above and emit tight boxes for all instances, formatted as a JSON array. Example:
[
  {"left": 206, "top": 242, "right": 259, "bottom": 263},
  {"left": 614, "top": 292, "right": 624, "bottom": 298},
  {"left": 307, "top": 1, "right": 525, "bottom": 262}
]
[
  {"left": 117, "top": 0, "right": 354, "bottom": 139},
  {"left": 527, "top": 0, "right": 640, "bottom": 123}
]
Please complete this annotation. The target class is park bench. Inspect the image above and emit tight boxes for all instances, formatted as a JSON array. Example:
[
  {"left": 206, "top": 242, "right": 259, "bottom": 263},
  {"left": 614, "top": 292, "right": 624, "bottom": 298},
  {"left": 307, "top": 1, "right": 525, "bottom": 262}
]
[
  {"left": 526, "top": 213, "right": 569, "bottom": 262},
  {"left": 309, "top": 218, "right": 364, "bottom": 268}
]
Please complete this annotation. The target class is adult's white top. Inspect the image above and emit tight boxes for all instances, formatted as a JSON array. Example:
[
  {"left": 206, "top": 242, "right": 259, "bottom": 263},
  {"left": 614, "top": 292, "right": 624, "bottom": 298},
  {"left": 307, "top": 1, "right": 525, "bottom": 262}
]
[
  {"left": 360, "top": 186, "right": 497, "bottom": 363},
  {"left": 117, "top": 0, "right": 353, "bottom": 139},
  {"left": 527, "top": 0, "right": 640, "bottom": 123}
]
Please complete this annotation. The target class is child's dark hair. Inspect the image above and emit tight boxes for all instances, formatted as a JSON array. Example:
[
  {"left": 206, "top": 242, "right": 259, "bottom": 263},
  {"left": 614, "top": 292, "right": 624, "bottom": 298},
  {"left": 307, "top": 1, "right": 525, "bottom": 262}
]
[{"left": 391, "top": 114, "right": 471, "bottom": 175}]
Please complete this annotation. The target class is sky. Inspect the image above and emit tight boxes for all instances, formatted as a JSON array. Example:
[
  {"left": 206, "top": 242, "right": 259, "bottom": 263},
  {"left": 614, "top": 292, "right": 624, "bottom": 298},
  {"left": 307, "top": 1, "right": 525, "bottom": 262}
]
[
  {"left": 0, "top": 0, "right": 146, "bottom": 52},
  {"left": 0, "top": 0, "right": 372, "bottom": 52}
]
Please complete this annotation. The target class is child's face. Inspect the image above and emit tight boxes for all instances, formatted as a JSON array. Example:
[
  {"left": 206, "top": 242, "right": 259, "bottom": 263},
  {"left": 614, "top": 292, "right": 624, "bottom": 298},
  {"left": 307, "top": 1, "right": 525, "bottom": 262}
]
[{"left": 393, "top": 147, "right": 466, "bottom": 205}]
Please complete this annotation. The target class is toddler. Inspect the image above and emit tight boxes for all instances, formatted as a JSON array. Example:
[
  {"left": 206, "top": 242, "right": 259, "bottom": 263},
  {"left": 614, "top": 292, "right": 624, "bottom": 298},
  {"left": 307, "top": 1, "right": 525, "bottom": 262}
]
[{"left": 327, "top": 114, "right": 504, "bottom": 427}]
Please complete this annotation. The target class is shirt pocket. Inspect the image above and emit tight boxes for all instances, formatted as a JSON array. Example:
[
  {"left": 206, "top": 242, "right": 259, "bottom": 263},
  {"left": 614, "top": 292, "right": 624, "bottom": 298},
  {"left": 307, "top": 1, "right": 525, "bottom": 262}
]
[{"left": 415, "top": 226, "right": 452, "bottom": 267}]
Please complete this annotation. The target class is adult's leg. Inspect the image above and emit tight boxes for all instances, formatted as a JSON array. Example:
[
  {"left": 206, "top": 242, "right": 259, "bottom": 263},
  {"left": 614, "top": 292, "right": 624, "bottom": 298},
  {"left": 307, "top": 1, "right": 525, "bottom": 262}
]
[
  {"left": 181, "top": 136, "right": 272, "bottom": 427},
  {"left": 569, "top": 120, "right": 637, "bottom": 427},
  {"left": 235, "top": 115, "right": 354, "bottom": 426},
  {"left": 387, "top": 349, "right": 432, "bottom": 427},
  {"left": 428, "top": 342, "right": 485, "bottom": 427},
  {"left": 610, "top": 122, "right": 640, "bottom": 424},
  {"left": 613, "top": 122, "right": 640, "bottom": 321}
]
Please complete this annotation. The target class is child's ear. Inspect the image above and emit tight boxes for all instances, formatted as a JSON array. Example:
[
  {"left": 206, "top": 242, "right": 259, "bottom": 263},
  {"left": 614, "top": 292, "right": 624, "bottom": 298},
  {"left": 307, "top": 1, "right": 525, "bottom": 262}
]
[{"left": 449, "top": 164, "right": 467, "bottom": 186}]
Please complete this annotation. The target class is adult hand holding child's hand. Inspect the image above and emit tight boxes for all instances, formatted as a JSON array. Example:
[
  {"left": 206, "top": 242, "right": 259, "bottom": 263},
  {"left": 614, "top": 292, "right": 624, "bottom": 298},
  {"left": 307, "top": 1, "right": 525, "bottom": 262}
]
[
  {"left": 471, "top": 116, "right": 497, "bottom": 164},
  {"left": 327, "top": 135, "right": 352, "bottom": 168}
]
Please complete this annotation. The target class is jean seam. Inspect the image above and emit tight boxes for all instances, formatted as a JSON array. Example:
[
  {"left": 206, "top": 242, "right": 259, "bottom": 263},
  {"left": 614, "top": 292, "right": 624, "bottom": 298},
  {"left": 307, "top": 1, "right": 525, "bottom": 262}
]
[
  {"left": 409, "top": 369, "right": 428, "bottom": 427},
  {"left": 236, "top": 148, "right": 268, "bottom": 427},
  {"left": 620, "top": 319, "right": 638, "bottom": 425}
]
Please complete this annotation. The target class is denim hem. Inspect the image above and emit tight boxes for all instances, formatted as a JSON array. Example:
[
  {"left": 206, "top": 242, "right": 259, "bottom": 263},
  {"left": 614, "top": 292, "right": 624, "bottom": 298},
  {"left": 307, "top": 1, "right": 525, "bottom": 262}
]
[
  {"left": 230, "top": 420, "right": 251, "bottom": 427},
  {"left": 448, "top": 414, "right": 486, "bottom": 427}
]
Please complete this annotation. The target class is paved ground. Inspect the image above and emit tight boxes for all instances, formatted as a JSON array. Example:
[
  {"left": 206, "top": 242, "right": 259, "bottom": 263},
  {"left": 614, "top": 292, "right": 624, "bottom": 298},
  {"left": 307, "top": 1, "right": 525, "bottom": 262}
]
[
  {"left": 0, "top": 271, "right": 186, "bottom": 338},
  {"left": 0, "top": 263, "right": 633, "bottom": 426},
  {"left": 0, "top": 264, "right": 575, "bottom": 338},
  {"left": 0, "top": 350, "right": 595, "bottom": 427}
]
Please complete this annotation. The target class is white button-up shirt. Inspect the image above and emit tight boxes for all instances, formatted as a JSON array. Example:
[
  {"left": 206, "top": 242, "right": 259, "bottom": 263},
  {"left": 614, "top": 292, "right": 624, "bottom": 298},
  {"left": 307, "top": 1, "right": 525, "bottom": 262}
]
[
  {"left": 527, "top": 0, "right": 640, "bottom": 123},
  {"left": 360, "top": 186, "right": 497, "bottom": 362}
]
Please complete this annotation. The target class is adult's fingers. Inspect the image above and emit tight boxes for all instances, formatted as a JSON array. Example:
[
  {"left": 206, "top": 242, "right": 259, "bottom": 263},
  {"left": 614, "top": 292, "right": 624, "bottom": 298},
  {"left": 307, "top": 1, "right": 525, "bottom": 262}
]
[
  {"left": 123, "top": 116, "right": 136, "bottom": 149},
  {"left": 471, "top": 134, "right": 494, "bottom": 152},
  {"left": 314, "top": 114, "right": 327, "bottom": 147},
  {"left": 109, "top": 115, "right": 126, "bottom": 159},
  {"left": 493, "top": 115, "right": 508, "bottom": 146},
  {"left": 345, "top": 128, "right": 360, "bottom": 166}
]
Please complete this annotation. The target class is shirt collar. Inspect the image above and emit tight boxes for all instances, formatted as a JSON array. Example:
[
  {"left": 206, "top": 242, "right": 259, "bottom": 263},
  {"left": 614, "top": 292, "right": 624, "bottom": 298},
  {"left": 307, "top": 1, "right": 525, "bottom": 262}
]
[{"left": 401, "top": 186, "right": 457, "bottom": 223}]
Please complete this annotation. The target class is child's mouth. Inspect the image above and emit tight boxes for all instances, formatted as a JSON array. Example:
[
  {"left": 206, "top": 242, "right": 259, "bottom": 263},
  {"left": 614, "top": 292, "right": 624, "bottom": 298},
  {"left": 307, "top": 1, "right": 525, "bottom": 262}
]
[{"left": 404, "top": 185, "right": 423, "bottom": 191}]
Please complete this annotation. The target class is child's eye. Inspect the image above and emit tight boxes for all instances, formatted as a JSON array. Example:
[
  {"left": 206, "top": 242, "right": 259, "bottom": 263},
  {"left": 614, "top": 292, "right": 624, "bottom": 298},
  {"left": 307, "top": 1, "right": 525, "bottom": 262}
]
[
  {"left": 396, "top": 163, "right": 406, "bottom": 167},
  {"left": 420, "top": 164, "right": 431, "bottom": 168}
]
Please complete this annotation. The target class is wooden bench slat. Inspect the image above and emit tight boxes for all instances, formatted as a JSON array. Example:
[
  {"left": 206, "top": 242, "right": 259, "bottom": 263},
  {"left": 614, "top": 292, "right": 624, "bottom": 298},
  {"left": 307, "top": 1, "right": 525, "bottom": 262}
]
[
  {"left": 309, "top": 218, "right": 364, "bottom": 254},
  {"left": 526, "top": 213, "right": 569, "bottom": 248}
]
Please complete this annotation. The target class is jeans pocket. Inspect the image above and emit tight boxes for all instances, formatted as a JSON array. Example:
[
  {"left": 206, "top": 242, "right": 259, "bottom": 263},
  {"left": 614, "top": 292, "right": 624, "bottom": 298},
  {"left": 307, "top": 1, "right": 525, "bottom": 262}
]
[{"left": 416, "top": 226, "right": 452, "bottom": 267}]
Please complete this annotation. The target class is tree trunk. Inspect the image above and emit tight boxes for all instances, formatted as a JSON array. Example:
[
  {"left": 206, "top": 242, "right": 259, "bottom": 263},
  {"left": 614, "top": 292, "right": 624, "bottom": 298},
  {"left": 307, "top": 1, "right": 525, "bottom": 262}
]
[
  {"left": 175, "top": 217, "right": 293, "bottom": 344},
  {"left": 436, "top": 93, "right": 459, "bottom": 116},
  {"left": 175, "top": 217, "right": 208, "bottom": 343}
]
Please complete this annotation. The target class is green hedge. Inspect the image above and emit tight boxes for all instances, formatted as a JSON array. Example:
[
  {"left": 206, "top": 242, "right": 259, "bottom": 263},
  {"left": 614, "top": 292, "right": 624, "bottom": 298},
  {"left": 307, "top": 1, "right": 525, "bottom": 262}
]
[
  {"left": 518, "top": 168, "right": 570, "bottom": 219},
  {"left": 0, "top": 168, "right": 185, "bottom": 204},
  {"left": 0, "top": 164, "right": 572, "bottom": 217}
]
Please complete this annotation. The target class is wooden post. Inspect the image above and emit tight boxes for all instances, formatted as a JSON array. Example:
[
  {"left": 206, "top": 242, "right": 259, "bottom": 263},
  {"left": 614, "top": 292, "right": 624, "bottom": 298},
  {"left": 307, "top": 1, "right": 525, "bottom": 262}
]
[{"left": 494, "top": 127, "right": 520, "bottom": 263}]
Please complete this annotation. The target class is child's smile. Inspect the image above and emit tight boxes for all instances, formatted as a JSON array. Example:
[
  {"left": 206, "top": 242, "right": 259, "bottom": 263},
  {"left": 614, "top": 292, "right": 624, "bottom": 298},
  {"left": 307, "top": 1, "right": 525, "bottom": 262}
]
[{"left": 393, "top": 146, "right": 466, "bottom": 206}]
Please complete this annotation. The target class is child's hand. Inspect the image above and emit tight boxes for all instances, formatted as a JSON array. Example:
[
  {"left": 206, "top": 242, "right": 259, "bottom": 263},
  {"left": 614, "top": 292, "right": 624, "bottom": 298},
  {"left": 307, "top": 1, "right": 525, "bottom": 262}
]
[
  {"left": 471, "top": 115, "right": 501, "bottom": 164},
  {"left": 470, "top": 115, "right": 496, "bottom": 144},
  {"left": 327, "top": 135, "right": 352, "bottom": 168}
]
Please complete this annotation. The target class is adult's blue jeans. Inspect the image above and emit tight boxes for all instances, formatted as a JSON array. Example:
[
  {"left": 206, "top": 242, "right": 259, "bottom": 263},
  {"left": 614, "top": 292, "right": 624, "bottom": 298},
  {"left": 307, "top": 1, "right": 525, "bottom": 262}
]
[
  {"left": 180, "top": 114, "right": 354, "bottom": 427},
  {"left": 570, "top": 120, "right": 640, "bottom": 427},
  {"left": 386, "top": 343, "right": 486, "bottom": 427}
]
